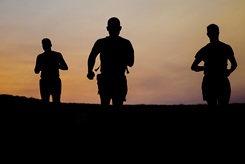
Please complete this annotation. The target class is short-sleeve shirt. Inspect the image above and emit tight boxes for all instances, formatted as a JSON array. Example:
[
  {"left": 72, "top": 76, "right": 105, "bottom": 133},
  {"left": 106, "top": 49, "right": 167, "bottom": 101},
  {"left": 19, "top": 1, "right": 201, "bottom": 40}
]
[
  {"left": 36, "top": 51, "right": 63, "bottom": 79},
  {"left": 195, "top": 41, "right": 234, "bottom": 78},
  {"left": 92, "top": 36, "right": 134, "bottom": 75}
]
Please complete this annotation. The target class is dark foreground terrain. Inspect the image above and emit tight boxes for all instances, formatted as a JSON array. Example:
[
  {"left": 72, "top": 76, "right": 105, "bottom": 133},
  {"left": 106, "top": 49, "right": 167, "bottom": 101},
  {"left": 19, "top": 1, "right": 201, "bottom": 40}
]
[
  {"left": 1, "top": 94, "right": 244, "bottom": 126},
  {"left": 1, "top": 94, "right": 245, "bottom": 161}
]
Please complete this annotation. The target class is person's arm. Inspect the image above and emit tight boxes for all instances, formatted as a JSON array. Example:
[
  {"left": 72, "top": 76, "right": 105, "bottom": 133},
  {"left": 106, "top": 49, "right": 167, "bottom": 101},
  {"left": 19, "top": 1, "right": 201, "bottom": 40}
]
[
  {"left": 191, "top": 57, "right": 205, "bottom": 72},
  {"left": 191, "top": 48, "right": 205, "bottom": 72},
  {"left": 227, "top": 48, "right": 237, "bottom": 77},
  {"left": 87, "top": 40, "right": 100, "bottom": 80},
  {"left": 127, "top": 41, "right": 134, "bottom": 67},
  {"left": 34, "top": 55, "right": 41, "bottom": 74},
  {"left": 59, "top": 54, "right": 68, "bottom": 70}
]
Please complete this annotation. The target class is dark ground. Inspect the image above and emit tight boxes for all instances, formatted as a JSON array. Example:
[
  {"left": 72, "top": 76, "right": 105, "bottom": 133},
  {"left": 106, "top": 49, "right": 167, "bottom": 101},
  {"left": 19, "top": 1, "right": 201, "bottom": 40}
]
[
  {"left": 1, "top": 94, "right": 245, "bottom": 161},
  {"left": 1, "top": 94, "right": 245, "bottom": 127}
]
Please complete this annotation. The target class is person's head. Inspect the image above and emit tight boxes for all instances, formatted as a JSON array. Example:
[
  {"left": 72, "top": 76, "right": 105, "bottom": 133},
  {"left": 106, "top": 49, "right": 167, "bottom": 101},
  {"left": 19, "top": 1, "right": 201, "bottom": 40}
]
[
  {"left": 207, "top": 24, "right": 219, "bottom": 41},
  {"left": 107, "top": 17, "right": 122, "bottom": 37},
  {"left": 42, "top": 38, "right": 52, "bottom": 52}
]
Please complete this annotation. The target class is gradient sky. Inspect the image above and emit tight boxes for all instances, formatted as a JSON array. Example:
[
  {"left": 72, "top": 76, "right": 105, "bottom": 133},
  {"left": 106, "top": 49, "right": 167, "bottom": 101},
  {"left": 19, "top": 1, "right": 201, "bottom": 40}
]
[{"left": 0, "top": 0, "right": 244, "bottom": 105}]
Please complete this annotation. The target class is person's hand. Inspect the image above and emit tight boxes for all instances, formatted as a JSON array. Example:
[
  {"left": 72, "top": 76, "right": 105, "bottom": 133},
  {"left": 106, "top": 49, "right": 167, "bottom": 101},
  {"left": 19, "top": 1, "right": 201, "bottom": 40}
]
[{"left": 87, "top": 71, "right": 95, "bottom": 80}]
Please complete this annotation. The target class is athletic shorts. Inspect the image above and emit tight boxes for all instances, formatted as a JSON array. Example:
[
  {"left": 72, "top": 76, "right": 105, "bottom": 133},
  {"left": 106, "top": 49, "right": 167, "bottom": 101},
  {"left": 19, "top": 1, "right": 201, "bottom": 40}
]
[
  {"left": 202, "top": 76, "right": 231, "bottom": 102},
  {"left": 97, "top": 74, "right": 128, "bottom": 102}
]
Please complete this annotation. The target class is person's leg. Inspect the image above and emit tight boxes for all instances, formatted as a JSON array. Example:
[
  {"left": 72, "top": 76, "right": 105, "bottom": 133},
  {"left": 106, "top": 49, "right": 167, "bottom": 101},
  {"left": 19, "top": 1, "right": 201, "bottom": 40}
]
[
  {"left": 202, "top": 76, "right": 218, "bottom": 109},
  {"left": 96, "top": 74, "right": 111, "bottom": 109},
  {"left": 112, "top": 76, "right": 127, "bottom": 110},
  {"left": 40, "top": 79, "right": 50, "bottom": 103},
  {"left": 207, "top": 99, "right": 218, "bottom": 107},
  {"left": 100, "top": 94, "right": 111, "bottom": 109},
  {"left": 218, "top": 78, "right": 231, "bottom": 109},
  {"left": 52, "top": 78, "right": 61, "bottom": 103},
  {"left": 112, "top": 98, "right": 123, "bottom": 109}
]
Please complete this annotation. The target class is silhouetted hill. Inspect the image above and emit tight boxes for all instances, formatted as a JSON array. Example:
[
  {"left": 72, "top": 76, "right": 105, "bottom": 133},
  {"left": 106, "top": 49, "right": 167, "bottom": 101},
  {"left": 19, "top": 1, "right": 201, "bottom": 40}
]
[
  {"left": 1, "top": 94, "right": 244, "bottom": 126},
  {"left": 1, "top": 94, "right": 245, "bottom": 157}
]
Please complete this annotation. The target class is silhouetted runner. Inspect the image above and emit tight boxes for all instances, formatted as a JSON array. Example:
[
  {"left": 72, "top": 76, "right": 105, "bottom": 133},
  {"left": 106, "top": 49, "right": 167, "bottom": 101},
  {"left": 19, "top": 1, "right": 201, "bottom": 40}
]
[
  {"left": 87, "top": 17, "right": 134, "bottom": 109},
  {"left": 34, "top": 38, "right": 68, "bottom": 104},
  {"left": 191, "top": 24, "right": 237, "bottom": 107}
]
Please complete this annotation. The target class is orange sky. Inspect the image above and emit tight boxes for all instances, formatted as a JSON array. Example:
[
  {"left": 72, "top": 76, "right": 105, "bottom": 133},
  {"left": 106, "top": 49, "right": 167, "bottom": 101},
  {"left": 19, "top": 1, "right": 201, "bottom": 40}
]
[{"left": 0, "top": 0, "right": 244, "bottom": 104}]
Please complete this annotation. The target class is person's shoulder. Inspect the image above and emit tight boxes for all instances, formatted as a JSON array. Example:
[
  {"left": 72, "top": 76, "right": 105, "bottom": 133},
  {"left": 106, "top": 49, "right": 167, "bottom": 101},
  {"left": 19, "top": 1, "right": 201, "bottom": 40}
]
[
  {"left": 37, "top": 52, "right": 45, "bottom": 58},
  {"left": 94, "top": 37, "right": 108, "bottom": 45},
  {"left": 219, "top": 42, "right": 234, "bottom": 56},
  {"left": 195, "top": 43, "right": 209, "bottom": 57},
  {"left": 203, "top": 43, "right": 211, "bottom": 48},
  {"left": 198, "top": 43, "right": 210, "bottom": 52},
  {"left": 96, "top": 37, "right": 107, "bottom": 42},
  {"left": 118, "top": 36, "right": 132, "bottom": 45},
  {"left": 219, "top": 41, "right": 232, "bottom": 48},
  {"left": 119, "top": 36, "right": 131, "bottom": 42},
  {"left": 52, "top": 51, "right": 62, "bottom": 55}
]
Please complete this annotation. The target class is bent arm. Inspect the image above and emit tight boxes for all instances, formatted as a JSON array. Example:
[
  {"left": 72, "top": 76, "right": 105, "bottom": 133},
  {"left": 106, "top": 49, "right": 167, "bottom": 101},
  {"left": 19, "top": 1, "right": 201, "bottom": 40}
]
[
  {"left": 59, "top": 55, "right": 68, "bottom": 70},
  {"left": 34, "top": 56, "right": 41, "bottom": 74},
  {"left": 127, "top": 42, "right": 134, "bottom": 67},
  {"left": 87, "top": 54, "right": 96, "bottom": 73},
  {"left": 191, "top": 58, "right": 205, "bottom": 72},
  {"left": 86, "top": 44, "right": 99, "bottom": 80},
  {"left": 227, "top": 55, "right": 237, "bottom": 77},
  {"left": 87, "top": 42, "right": 100, "bottom": 73}
]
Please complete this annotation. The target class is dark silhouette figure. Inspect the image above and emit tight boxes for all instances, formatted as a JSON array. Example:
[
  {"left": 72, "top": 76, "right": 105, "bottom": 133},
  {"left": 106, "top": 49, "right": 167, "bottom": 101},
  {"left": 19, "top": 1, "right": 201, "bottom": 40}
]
[
  {"left": 191, "top": 24, "right": 237, "bottom": 107},
  {"left": 87, "top": 17, "right": 134, "bottom": 109},
  {"left": 34, "top": 38, "right": 68, "bottom": 104}
]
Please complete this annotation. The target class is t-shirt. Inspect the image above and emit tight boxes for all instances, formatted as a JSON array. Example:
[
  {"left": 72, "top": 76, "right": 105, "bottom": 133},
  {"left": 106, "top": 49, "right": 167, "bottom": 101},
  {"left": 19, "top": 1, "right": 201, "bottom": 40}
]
[
  {"left": 195, "top": 41, "right": 234, "bottom": 77},
  {"left": 35, "top": 51, "right": 64, "bottom": 79},
  {"left": 93, "top": 36, "right": 134, "bottom": 75}
]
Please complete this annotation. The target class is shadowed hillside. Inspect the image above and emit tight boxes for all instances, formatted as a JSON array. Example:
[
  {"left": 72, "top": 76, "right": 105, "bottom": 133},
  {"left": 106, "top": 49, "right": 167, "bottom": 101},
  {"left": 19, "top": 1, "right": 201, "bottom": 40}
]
[
  {"left": 1, "top": 94, "right": 244, "bottom": 127},
  {"left": 1, "top": 94, "right": 245, "bottom": 157}
]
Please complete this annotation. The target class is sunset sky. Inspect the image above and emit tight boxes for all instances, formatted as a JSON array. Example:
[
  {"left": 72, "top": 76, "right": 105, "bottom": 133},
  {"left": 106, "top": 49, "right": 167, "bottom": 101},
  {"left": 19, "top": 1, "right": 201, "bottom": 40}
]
[{"left": 0, "top": 0, "right": 244, "bottom": 105}]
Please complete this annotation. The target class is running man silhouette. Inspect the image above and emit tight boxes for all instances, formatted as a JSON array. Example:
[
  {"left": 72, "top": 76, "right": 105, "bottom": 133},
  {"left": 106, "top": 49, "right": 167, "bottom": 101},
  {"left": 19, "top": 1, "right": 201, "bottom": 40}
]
[
  {"left": 34, "top": 38, "right": 68, "bottom": 103},
  {"left": 191, "top": 24, "right": 237, "bottom": 107},
  {"left": 87, "top": 17, "right": 134, "bottom": 109}
]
